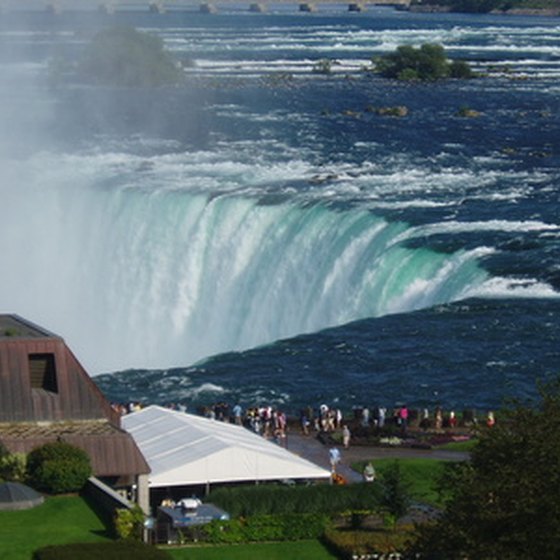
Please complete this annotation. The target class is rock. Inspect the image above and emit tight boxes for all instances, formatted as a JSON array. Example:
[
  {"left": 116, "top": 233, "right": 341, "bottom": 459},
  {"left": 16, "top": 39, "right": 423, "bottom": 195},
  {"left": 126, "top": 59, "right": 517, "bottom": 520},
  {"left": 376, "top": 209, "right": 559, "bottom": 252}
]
[
  {"left": 376, "top": 106, "right": 408, "bottom": 117},
  {"left": 457, "top": 107, "right": 482, "bottom": 118}
]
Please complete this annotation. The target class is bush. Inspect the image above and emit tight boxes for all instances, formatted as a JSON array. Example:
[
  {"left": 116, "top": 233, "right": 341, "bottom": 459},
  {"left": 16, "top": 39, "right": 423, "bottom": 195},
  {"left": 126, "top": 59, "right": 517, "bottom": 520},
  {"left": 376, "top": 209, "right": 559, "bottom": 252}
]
[
  {"left": 0, "top": 450, "right": 26, "bottom": 482},
  {"left": 379, "top": 461, "right": 412, "bottom": 519},
  {"left": 181, "top": 513, "right": 330, "bottom": 544},
  {"left": 33, "top": 541, "right": 171, "bottom": 560},
  {"left": 449, "top": 59, "right": 474, "bottom": 78},
  {"left": 114, "top": 505, "right": 146, "bottom": 541},
  {"left": 27, "top": 442, "right": 92, "bottom": 494}
]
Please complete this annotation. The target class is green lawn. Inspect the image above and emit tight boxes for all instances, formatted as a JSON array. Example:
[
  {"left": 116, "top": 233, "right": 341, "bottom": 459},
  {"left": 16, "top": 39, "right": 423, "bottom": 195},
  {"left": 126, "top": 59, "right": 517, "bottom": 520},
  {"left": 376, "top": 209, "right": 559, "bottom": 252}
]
[
  {"left": 435, "top": 438, "right": 478, "bottom": 452},
  {"left": 353, "top": 458, "right": 451, "bottom": 507},
  {"left": 165, "top": 540, "right": 337, "bottom": 560},
  {"left": 0, "top": 495, "right": 111, "bottom": 560}
]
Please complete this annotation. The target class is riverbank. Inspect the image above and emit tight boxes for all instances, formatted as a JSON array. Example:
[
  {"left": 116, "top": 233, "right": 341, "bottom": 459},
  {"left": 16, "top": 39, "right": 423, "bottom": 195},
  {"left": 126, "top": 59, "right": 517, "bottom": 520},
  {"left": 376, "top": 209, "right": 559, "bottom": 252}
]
[{"left": 409, "top": 5, "right": 560, "bottom": 15}]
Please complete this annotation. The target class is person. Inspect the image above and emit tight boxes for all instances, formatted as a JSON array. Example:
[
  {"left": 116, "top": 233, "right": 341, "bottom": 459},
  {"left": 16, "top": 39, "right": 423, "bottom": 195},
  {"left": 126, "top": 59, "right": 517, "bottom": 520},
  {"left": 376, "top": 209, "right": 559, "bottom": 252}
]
[
  {"left": 449, "top": 410, "right": 457, "bottom": 428},
  {"left": 420, "top": 408, "right": 431, "bottom": 430},
  {"left": 300, "top": 410, "right": 310, "bottom": 435},
  {"left": 329, "top": 447, "right": 341, "bottom": 473},
  {"left": 435, "top": 406, "right": 443, "bottom": 430},
  {"left": 399, "top": 404, "right": 409, "bottom": 432},
  {"left": 363, "top": 462, "right": 376, "bottom": 482},
  {"left": 335, "top": 408, "right": 343, "bottom": 429},
  {"left": 487, "top": 411, "right": 496, "bottom": 427},
  {"left": 342, "top": 424, "right": 351, "bottom": 449},
  {"left": 361, "top": 406, "right": 370, "bottom": 427},
  {"left": 232, "top": 403, "right": 243, "bottom": 425},
  {"left": 378, "top": 406, "right": 386, "bottom": 428}
]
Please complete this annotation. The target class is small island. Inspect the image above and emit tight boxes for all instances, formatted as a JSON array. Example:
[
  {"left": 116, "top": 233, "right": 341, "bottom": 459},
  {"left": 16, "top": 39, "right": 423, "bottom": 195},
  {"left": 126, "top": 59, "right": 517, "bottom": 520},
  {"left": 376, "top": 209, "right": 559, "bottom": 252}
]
[{"left": 373, "top": 43, "right": 474, "bottom": 81}]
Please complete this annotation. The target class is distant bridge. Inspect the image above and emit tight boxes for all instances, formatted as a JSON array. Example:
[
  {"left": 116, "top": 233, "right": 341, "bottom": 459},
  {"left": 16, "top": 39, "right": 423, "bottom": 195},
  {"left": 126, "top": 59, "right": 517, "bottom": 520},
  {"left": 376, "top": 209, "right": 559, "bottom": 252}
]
[{"left": 0, "top": 0, "right": 411, "bottom": 15}]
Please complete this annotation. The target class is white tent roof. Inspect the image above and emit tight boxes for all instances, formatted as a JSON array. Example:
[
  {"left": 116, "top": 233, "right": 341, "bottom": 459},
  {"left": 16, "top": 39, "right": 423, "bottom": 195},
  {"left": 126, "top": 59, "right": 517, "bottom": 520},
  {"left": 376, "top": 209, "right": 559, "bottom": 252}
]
[{"left": 122, "top": 405, "right": 330, "bottom": 488}]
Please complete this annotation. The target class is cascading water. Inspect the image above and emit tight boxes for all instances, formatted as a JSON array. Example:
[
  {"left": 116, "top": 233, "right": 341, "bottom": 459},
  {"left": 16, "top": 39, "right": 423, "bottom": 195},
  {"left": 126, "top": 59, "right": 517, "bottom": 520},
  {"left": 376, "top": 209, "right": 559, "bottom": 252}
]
[{"left": 0, "top": 151, "right": 489, "bottom": 373}]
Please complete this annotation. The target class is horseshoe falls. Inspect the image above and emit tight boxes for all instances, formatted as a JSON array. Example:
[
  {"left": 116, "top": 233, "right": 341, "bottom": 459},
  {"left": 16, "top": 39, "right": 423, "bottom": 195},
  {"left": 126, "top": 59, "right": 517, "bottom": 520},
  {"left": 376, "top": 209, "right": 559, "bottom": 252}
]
[{"left": 1, "top": 7, "right": 560, "bottom": 412}]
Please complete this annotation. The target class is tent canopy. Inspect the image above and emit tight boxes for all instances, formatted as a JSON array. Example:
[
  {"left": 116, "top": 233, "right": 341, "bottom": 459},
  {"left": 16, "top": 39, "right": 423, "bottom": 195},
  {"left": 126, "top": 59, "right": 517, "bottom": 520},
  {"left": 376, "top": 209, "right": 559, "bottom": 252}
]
[
  {"left": 122, "top": 406, "right": 330, "bottom": 488},
  {"left": 0, "top": 482, "right": 44, "bottom": 511}
]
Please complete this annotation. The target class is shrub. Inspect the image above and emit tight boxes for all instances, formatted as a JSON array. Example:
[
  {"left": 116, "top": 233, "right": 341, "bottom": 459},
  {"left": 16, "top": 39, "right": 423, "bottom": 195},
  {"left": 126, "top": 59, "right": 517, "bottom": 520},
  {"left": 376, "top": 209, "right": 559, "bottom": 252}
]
[
  {"left": 183, "top": 513, "right": 330, "bottom": 544},
  {"left": 27, "top": 441, "right": 92, "bottom": 494},
  {"left": 449, "top": 59, "right": 474, "bottom": 78},
  {"left": 0, "top": 451, "right": 27, "bottom": 482},
  {"left": 114, "top": 505, "right": 146, "bottom": 541},
  {"left": 33, "top": 541, "right": 171, "bottom": 560},
  {"left": 379, "top": 461, "right": 412, "bottom": 519}
]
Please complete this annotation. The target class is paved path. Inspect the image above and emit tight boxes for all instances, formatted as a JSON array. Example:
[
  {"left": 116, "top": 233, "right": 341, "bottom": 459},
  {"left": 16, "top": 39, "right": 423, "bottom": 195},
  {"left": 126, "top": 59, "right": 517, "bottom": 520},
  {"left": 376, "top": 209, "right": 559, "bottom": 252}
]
[{"left": 285, "top": 431, "right": 469, "bottom": 483}]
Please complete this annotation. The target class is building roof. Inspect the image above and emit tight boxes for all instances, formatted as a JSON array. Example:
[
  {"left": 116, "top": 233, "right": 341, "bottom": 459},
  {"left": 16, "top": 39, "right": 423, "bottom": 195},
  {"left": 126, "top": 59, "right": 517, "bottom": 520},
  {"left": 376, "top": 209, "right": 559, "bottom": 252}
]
[
  {"left": 0, "top": 482, "right": 44, "bottom": 511},
  {"left": 0, "top": 420, "right": 150, "bottom": 477},
  {"left": 0, "top": 314, "right": 59, "bottom": 339},
  {"left": 122, "top": 406, "right": 331, "bottom": 488},
  {"left": 0, "top": 314, "right": 119, "bottom": 424},
  {"left": 0, "top": 314, "right": 150, "bottom": 480}
]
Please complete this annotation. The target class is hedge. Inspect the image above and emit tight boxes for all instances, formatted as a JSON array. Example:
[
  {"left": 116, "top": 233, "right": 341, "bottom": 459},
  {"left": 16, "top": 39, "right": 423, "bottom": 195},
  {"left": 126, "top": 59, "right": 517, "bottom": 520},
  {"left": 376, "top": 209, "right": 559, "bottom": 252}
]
[
  {"left": 180, "top": 513, "right": 330, "bottom": 544},
  {"left": 33, "top": 541, "right": 171, "bottom": 560},
  {"left": 208, "top": 483, "right": 382, "bottom": 517},
  {"left": 323, "top": 526, "right": 417, "bottom": 558}
]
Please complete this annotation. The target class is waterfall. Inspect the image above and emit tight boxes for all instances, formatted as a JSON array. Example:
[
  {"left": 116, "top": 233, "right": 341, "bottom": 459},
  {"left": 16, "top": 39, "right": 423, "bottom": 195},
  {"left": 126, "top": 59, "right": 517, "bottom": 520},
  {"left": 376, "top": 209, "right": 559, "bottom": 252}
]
[{"left": 0, "top": 151, "right": 488, "bottom": 373}]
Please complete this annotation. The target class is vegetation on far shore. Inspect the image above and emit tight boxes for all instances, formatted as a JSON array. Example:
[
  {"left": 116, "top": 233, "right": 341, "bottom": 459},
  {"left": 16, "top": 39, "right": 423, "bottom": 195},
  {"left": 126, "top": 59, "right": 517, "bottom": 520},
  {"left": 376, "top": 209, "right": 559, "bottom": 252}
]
[{"left": 411, "top": 0, "right": 559, "bottom": 13}]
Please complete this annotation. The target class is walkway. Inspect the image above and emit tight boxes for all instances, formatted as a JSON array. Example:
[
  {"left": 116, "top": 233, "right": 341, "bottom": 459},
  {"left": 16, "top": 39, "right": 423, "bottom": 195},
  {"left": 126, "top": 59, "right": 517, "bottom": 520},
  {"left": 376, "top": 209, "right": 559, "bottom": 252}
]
[{"left": 285, "top": 431, "right": 469, "bottom": 483}]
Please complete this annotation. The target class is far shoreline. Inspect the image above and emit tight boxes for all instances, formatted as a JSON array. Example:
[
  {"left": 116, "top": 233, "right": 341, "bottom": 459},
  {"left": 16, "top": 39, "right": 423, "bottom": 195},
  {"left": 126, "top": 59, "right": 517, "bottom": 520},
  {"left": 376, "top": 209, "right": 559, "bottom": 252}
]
[{"left": 408, "top": 5, "right": 560, "bottom": 16}]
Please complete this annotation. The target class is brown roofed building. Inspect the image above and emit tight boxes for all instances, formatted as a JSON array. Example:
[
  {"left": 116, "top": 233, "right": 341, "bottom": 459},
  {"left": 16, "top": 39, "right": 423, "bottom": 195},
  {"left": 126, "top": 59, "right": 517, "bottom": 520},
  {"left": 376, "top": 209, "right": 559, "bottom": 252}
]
[{"left": 0, "top": 314, "right": 150, "bottom": 511}]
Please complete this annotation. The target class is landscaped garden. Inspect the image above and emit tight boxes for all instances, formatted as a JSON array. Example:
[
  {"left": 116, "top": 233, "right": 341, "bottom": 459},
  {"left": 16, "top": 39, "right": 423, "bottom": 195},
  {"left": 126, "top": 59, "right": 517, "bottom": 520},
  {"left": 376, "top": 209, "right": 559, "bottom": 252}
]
[{"left": 4, "top": 380, "right": 560, "bottom": 558}]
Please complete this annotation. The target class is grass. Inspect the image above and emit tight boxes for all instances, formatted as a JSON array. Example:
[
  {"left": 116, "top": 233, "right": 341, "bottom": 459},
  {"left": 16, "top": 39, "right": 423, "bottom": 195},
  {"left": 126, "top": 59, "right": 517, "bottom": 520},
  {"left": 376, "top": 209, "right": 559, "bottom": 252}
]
[
  {"left": 435, "top": 438, "right": 478, "bottom": 452},
  {"left": 0, "top": 495, "right": 111, "bottom": 560},
  {"left": 353, "top": 458, "right": 451, "bottom": 507},
  {"left": 165, "top": 540, "right": 337, "bottom": 560}
]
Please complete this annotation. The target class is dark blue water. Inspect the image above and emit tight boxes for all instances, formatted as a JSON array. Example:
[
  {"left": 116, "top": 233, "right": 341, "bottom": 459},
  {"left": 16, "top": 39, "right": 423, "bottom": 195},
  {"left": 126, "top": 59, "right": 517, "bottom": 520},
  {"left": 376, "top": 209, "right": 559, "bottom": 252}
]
[
  {"left": 1, "top": 7, "right": 559, "bottom": 414},
  {"left": 96, "top": 297, "right": 560, "bottom": 413}
]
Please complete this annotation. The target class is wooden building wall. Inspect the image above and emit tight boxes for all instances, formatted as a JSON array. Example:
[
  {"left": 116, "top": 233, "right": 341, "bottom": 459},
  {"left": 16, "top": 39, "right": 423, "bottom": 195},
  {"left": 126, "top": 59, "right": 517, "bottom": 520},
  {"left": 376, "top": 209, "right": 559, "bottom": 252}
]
[{"left": 0, "top": 337, "right": 120, "bottom": 425}]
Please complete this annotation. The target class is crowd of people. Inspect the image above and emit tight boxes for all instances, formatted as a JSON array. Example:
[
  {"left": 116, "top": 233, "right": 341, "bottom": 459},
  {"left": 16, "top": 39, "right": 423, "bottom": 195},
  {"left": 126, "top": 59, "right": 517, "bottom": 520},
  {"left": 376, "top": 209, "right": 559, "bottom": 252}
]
[{"left": 112, "top": 399, "right": 496, "bottom": 438}]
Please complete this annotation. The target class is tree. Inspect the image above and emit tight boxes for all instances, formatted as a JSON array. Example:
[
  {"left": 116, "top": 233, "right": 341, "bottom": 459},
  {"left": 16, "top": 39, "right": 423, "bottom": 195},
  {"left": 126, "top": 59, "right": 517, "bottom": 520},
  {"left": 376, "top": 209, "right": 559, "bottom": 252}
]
[
  {"left": 379, "top": 461, "right": 411, "bottom": 520},
  {"left": 411, "top": 378, "right": 560, "bottom": 559},
  {"left": 27, "top": 441, "right": 92, "bottom": 494},
  {"left": 78, "top": 27, "right": 182, "bottom": 87},
  {"left": 373, "top": 43, "right": 472, "bottom": 81}
]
